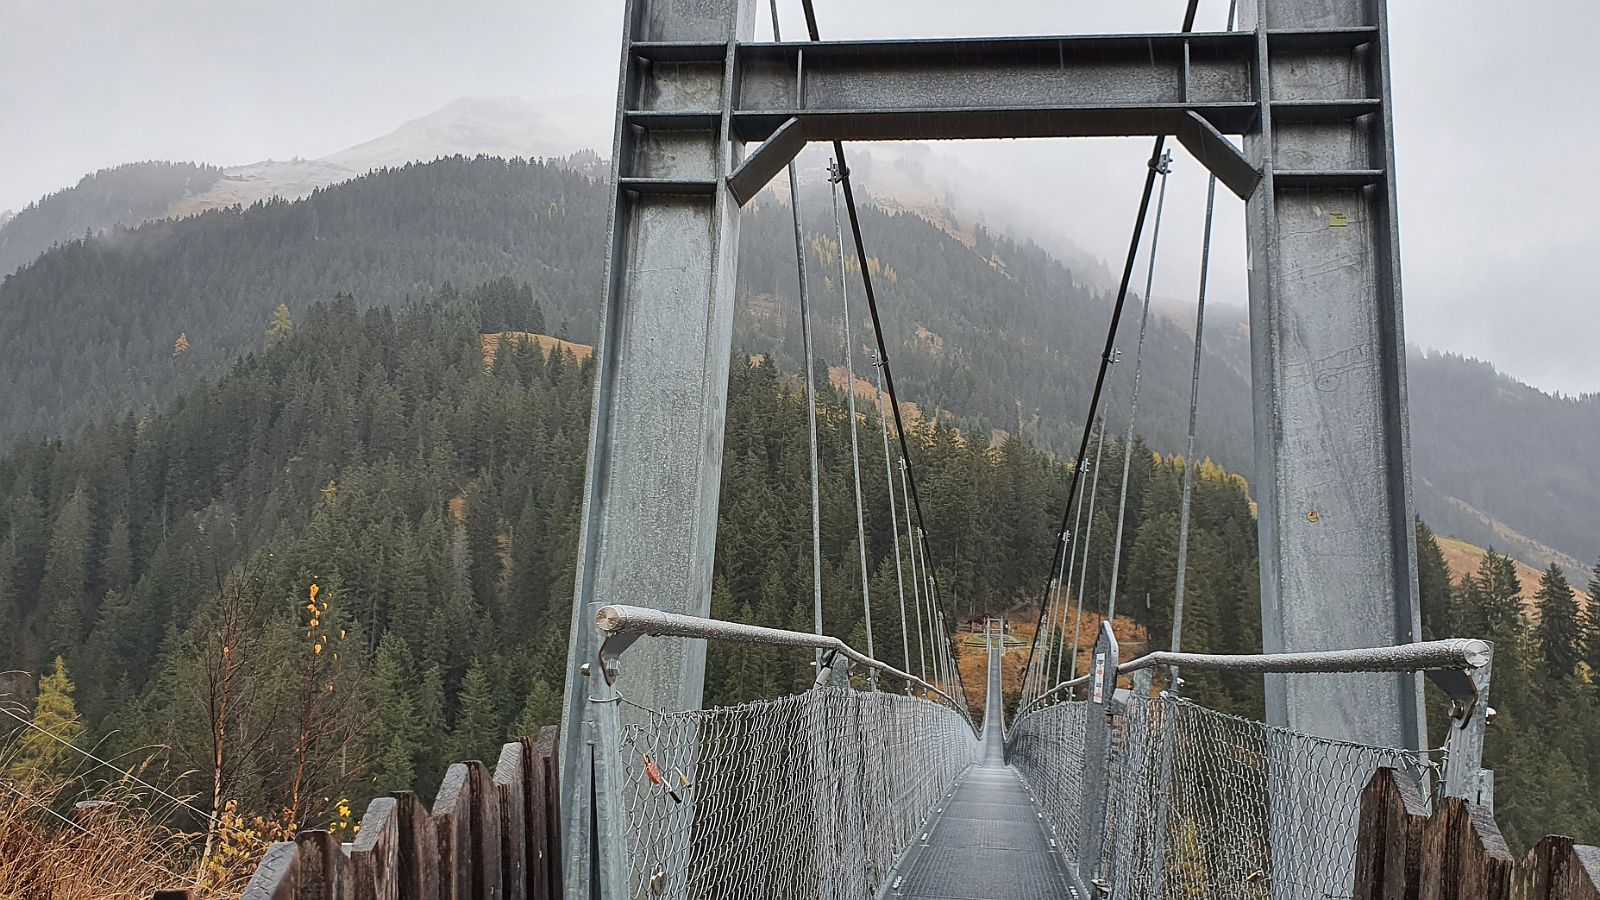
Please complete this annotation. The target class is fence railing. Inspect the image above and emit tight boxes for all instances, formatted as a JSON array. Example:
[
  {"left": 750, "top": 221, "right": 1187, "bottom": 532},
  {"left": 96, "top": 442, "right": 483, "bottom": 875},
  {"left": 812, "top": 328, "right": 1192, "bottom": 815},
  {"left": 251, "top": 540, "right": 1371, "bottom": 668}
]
[
  {"left": 618, "top": 686, "right": 975, "bottom": 899},
  {"left": 1352, "top": 767, "right": 1600, "bottom": 899},
  {"left": 1007, "top": 622, "right": 1495, "bottom": 899},
  {"left": 585, "top": 604, "right": 980, "bottom": 900},
  {"left": 237, "top": 726, "right": 562, "bottom": 900}
]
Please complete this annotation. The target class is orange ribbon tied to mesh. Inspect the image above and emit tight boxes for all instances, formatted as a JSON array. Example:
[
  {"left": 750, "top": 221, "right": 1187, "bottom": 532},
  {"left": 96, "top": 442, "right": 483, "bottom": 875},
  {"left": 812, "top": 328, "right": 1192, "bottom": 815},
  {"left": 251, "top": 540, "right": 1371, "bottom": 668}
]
[{"left": 642, "top": 755, "right": 682, "bottom": 804}]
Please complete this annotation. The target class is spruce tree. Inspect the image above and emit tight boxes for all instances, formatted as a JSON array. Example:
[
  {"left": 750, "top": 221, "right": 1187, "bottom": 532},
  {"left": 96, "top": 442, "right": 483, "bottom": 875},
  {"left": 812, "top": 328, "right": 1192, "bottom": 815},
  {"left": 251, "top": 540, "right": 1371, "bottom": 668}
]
[
  {"left": 40, "top": 489, "right": 91, "bottom": 654},
  {"left": 1534, "top": 564, "right": 1581, "bottom": 681},
  {"left": 449, "top": 658, "right": 499, "bottom": 764},
  {"left": 100, "top": 518, "right": 133, "bottom": 598},
  {"left": 414, "top": 665, "right": 447, "bottom": 797},
  {"left": 511, "top": 678, "right": 561, "bottom": 740},
  {"left": 366, "top": 634, "right": 422, "bottom": 792},
  {"left": 1415, "top": 519, "right": 1452, "bottom": 639},
  {"left": 6, "top": 657, "right": 85, "bottom": 786}
]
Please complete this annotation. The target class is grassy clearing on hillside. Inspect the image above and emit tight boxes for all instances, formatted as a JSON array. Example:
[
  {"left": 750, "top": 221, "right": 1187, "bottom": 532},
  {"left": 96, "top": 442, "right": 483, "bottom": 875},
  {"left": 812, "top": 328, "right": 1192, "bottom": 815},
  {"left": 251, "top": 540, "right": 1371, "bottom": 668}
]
[
  {"left": 1437, "top": 535, "right": 1591, "bottom": 613},
  {"left": 480, "top": 331, "right": 593, "bottom": 369},
  {"left": 953, "top": 612, "right": 1148, "bottom": 721}
]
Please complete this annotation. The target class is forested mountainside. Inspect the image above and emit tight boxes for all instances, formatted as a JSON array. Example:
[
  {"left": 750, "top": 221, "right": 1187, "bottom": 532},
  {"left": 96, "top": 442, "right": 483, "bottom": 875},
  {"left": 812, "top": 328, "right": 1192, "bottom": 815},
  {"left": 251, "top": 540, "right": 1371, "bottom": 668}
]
[
  {"left": 0, "top": 155, "right": 1593, "bottom": 567},
  {"left": 0, "top": 162, "right": 221, "bottom": 276},
  {"left": 1408, "top": 350, "right": 1600, "bottom": 569},
  {"left": 3, "top": 288, "right": 1596, "bottom": 853},
  {"left": 0, "top": 289, "right": 1268, "bottom": 845},
  {"left": 0, "top": 158, "right": 604, "bottom": 444}
]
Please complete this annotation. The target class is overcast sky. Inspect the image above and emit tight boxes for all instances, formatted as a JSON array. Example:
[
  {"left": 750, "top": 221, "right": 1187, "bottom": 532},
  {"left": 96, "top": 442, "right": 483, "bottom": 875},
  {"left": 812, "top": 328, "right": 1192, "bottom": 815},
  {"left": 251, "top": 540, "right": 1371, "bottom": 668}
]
[{"left": 2, "top": 0, "right": 1595, "bottom": 396}]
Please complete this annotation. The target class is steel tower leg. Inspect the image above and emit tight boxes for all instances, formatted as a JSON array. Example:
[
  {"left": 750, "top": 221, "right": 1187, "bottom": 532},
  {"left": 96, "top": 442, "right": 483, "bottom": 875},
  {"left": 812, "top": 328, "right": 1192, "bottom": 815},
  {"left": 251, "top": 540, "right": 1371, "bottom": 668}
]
[
  {"left": 1241, "top": 0, "right": 1424, "bottom": 752},
  {"left": 558, "top": 1, "right": 756, "bottom": 896}
]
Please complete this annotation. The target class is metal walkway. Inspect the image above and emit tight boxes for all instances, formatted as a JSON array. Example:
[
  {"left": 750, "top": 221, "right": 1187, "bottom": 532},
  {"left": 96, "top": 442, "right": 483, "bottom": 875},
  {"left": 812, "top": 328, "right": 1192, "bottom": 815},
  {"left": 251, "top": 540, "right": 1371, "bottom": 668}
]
[{"left": 891, "top": 632, "right": 1075, "bottom": 900}]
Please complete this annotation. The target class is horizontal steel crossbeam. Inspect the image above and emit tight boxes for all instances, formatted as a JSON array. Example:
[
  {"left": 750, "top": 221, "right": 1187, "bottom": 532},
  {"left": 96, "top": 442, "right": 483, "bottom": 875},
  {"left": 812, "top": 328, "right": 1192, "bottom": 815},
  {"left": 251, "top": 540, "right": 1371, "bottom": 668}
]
[
  {"left": 729, "top": 31, "right": 1259, "bottom": 142},
  {"left": 703, "top": 28, "right": 1380, "bottom": 201}
]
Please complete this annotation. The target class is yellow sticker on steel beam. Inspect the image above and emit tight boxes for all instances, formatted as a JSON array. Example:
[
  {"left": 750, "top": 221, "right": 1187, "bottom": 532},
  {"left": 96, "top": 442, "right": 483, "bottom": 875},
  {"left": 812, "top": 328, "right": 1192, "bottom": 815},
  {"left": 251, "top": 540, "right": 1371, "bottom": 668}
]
[{"left": 1329, "top": 212, "right": 1348, "bottom": 228}]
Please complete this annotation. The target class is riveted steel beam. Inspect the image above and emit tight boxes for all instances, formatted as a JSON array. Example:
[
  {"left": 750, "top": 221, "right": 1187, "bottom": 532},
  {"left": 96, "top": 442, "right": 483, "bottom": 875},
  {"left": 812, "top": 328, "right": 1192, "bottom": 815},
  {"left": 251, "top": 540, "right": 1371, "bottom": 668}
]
[
  {"left": 558, "top": 1, "right": 756, "bottom": 898},
  {"left": 1240, "top": 0, "right": 1423, "bottom": 754}
]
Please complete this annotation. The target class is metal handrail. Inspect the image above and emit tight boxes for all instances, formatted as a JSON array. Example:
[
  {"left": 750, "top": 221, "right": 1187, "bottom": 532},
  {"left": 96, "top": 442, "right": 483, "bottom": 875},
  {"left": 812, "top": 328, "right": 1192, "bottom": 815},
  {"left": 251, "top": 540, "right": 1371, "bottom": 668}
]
[
  {"left": 594, "top": 604, "right": 969, "bottom": 715},
  {"left": 1017, "top": 638, "right": 1492, "bottom": 716}
]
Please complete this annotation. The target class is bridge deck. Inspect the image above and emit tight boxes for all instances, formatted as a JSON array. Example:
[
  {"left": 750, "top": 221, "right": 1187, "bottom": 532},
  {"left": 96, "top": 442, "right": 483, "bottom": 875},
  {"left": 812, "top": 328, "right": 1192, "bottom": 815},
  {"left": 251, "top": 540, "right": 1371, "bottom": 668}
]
[{"left": 891, "top": 630, "right": 1075, "bottom": 899}]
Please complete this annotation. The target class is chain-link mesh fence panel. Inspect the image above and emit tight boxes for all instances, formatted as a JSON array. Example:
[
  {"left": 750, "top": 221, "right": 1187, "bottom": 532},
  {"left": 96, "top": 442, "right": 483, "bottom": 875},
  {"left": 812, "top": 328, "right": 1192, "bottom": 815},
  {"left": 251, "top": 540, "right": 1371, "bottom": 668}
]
[
  {"left": 619, "top": 688, "right": 978, "bottom": 900},
  {"left": 1009, "top": 694, "right": 1433, "bottom": 900},
  {"left": 1077, "top": 694, "right": 1431, "bottom": 900},
  {"left": 1006, "top": 700, "right": 1089, "bottom": 858}
]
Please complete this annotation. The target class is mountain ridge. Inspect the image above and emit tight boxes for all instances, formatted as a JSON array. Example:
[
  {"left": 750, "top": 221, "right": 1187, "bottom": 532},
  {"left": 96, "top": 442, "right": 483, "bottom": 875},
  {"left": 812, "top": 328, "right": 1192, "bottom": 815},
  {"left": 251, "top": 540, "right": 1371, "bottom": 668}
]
[{"left": 1, "top": 114, "right": 1595, "bottom": 572}]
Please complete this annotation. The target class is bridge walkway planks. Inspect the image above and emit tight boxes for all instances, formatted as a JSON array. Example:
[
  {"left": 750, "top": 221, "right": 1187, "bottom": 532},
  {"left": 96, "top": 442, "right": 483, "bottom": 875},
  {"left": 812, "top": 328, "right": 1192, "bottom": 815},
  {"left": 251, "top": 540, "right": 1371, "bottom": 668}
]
[{"left": 890, "top": 627, "right": 1076, "bottom": 900}]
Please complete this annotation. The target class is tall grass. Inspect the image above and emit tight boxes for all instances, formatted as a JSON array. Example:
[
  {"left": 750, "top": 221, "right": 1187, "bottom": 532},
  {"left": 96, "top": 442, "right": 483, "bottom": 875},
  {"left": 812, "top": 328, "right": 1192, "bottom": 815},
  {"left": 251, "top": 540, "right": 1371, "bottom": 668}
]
[{"left": 0, "top": 770, "right": 201, "bottom": 900}]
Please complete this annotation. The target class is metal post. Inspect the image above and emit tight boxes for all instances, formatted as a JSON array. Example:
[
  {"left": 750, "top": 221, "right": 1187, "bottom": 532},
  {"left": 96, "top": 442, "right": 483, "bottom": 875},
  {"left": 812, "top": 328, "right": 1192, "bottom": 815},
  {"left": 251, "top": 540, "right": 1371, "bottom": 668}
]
[
  {"left": 1240, "top": 0, "right": 1425, "bottom": 752},
  {"left": 1147, "top": 682, "right": 1178, "bottom": 900},
  {"left": 558, "top": 1, "right": 755, "bottom": 895},
  {"left": 1439, "top": 645, "right": 1494, "bottom": 807},
  {"left": 586, "top": 604, "right": 631, "bottom": 899},
  {"left": 1077, "top": 621, "right": 1120, "bottom": 889}
]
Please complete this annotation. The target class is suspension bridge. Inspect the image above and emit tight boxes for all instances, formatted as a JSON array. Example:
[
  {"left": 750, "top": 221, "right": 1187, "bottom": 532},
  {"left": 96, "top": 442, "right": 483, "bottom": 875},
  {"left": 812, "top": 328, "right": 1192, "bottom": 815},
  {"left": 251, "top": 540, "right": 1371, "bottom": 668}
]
[{"left": 216, "top": 0, "right": 1600, "bottom": 897}]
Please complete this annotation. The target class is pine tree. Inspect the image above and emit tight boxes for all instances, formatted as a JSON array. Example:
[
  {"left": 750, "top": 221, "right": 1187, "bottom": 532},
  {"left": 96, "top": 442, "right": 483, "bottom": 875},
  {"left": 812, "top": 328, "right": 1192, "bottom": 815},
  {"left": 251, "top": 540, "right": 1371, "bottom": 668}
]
[
  {"left": 1535, "top": 564, "right": 1581, "bottom": 681},
  {"left": 0, "top": 541, "right": 14, "bottom": 661},
  {"left": 1584, "top": 558, "right": 1600, "bottom": 684},
  {"left": 464, "top": 479, "right": 502, "bottom": 617},
  {"left": 1415, "top": 519, "right": 1452, "bottom": 639},
  {"left": 449, "top": 658, "right": 499, "bottom": 764},
  {"left": 100, "top": 518, "right": 133, "bottom": 598},
  {"left": 40, "top": 489, "right": 91, "bottom": 654},
  {"left": 414, "top": 664, "right": 447, "bottom": 797},
  {"left": 266, "top": 304, "right": 295, "bottom": 346},
  {"left": 6, "top": 657, "right": 85, "bottom": 786},
  {"left": 511, "top": 678, "right": 561, "bottom": 740},
  {"left": 366, "top": 634, "right": 422, "bottom": 792},
  {"left": 173, "top": 331, "right": 190, "bottom": 358}
]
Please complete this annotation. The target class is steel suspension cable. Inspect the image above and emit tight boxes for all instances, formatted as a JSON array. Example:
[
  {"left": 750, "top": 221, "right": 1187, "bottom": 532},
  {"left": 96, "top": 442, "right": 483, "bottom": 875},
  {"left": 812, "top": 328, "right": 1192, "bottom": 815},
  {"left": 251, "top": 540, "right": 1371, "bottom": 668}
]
[
  {"left": 829, "top": 161, "right": 878, "bottom": 690},
  {"left": 1035, "top": 535, "right": 1071, "bottom": 702},
  {"left": 1105, "top": 150, "right": 1174, "bottom": 624},
  {"left": 1171, "top": 0, "right": 1239, "bottom": 690},
  {"left": 797, "top": 0, "right": 973, "bottom": 714},
  {"left": 1170, "top": 180, "right": 1214, "bottom": 692},
  {"left": 1014, "top": 140, "right": 1165, "bottom": 713},
  {"left": 1066, "top": 418, "right": 1110, "bottom": 696},
  {"left": 0, "top": 705, "right": 209, "bottom": 821},
  {"left": 1053, "top": 459, "right": 1091, "bottom": 685},
  {"left": 873, "top": 353, "right": 914, "bottom": 684},
  {"left": 1013, "top": 0, "right": 1204, "bottom": 714},
  {"left": 902, "top": 461, "right": 928, "bottom": 681},
  {"left": 767, "top": 0, "right": 827, "bottom": 657}
]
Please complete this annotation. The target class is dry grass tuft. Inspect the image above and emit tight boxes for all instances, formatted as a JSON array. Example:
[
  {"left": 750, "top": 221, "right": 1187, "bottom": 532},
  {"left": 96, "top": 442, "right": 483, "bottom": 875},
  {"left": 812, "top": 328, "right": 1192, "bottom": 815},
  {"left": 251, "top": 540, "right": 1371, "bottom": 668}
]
[{"left": 0, "top": 772, "right": 204, "bottom": 900}]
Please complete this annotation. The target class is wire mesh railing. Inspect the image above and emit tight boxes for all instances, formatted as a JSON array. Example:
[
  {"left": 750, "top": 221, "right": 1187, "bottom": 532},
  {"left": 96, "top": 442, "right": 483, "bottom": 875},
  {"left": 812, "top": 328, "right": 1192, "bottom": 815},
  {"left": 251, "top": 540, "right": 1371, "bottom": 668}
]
[
  {"left": 617, "top": 687, "right": 977, "bottom": 900},
  {"left": 1009, "top": 694, "right": 1436, "bottom": 899},
  {"left": 1005, "top": 699, "right": 1089, "bottom": 859},
  {"left": 1007, "top": 625, "right": 1491, "bottom": 900}
]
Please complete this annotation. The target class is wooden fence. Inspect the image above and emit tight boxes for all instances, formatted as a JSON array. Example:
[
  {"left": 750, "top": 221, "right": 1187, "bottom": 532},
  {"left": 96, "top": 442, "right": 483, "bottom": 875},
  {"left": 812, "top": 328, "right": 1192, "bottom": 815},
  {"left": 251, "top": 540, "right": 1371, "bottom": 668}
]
[
  {"left": 1355, "top": 767, "right": 1600, "bottom": 899},
  {"left": 238, "top": 726, "right": 561, "bottom": 900}
]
